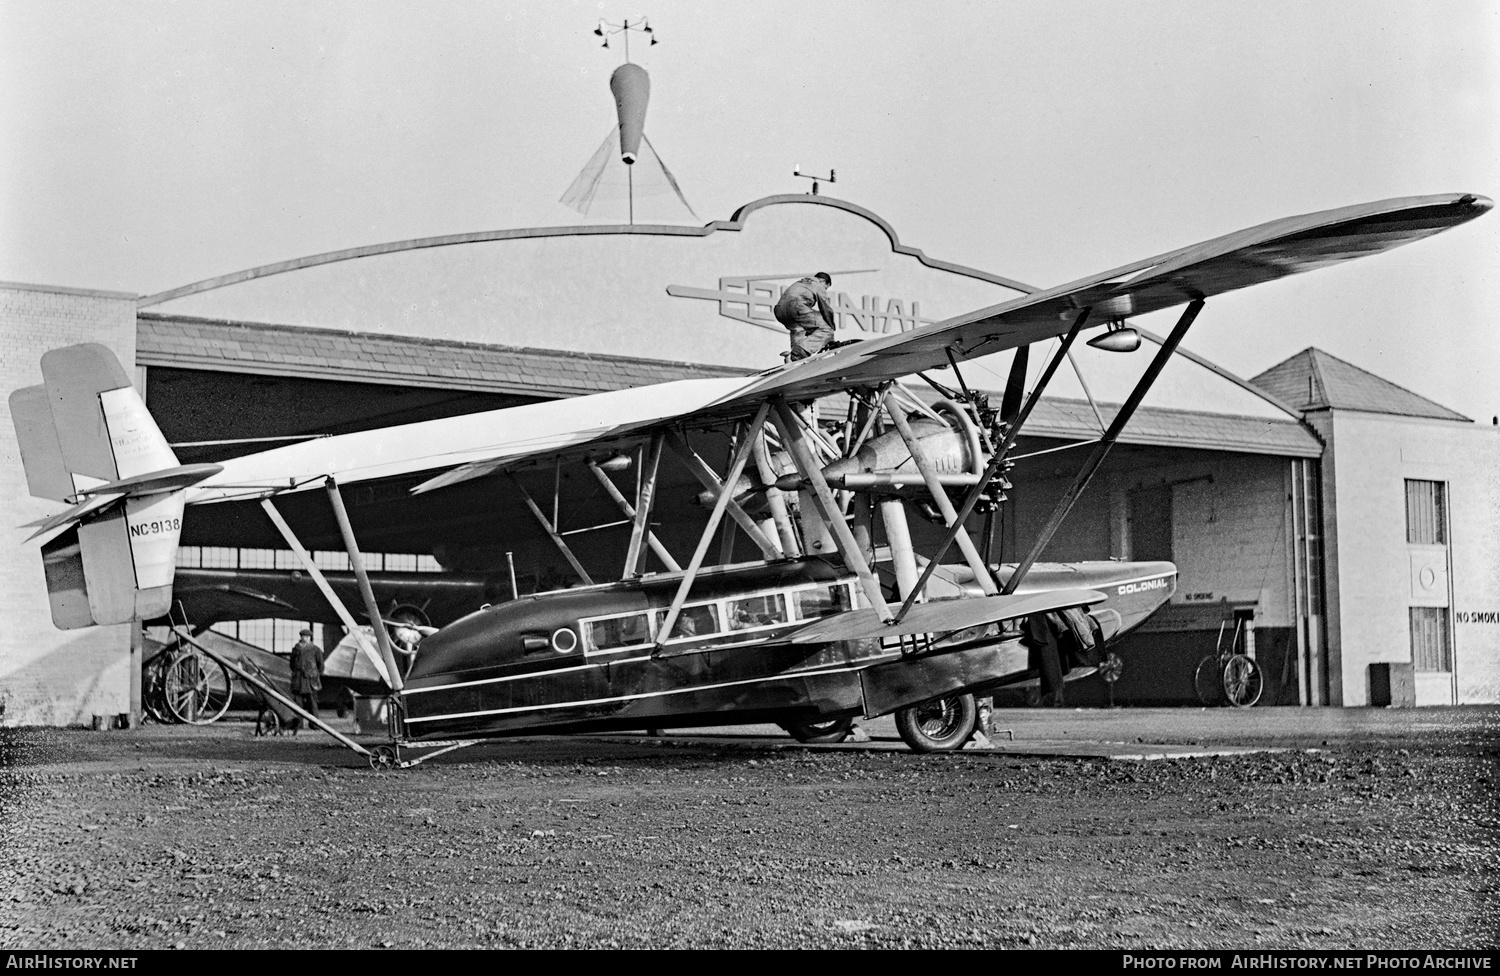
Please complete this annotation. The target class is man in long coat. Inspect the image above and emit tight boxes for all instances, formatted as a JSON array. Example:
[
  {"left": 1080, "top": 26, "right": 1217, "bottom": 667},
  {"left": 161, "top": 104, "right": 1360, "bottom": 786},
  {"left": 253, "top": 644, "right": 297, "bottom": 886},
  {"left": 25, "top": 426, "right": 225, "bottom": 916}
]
[
  {"left": 773, "top": 272, "right": 837, "bottom": 360},
  {"left": 289, "top": 628, "right": 324, "bottom": 731}
]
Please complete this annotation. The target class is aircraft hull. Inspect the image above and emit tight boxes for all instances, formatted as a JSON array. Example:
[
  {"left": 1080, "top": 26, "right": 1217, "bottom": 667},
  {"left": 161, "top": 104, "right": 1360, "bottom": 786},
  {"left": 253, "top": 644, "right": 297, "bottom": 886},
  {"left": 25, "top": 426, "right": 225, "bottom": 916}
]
[{"left": 396, "top": 560, "right": 1176, "bottom": 742}]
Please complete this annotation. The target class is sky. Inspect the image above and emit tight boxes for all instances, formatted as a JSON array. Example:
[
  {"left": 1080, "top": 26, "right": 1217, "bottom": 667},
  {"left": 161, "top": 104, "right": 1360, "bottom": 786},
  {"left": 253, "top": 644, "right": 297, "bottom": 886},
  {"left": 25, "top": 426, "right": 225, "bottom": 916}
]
[{"left": 3, "top": 1, "right": 1497, "bottom": 422}]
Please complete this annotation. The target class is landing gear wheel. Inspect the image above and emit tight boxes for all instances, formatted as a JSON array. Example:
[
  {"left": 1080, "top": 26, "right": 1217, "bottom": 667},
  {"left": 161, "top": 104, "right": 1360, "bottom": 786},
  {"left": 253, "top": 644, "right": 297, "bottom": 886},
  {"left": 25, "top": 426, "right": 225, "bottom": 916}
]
[
  {"left": 1098, "top": 652, "right": 1125, "bottom": 684},
  {"left": 895, "top": 694, "right": 978, "bottom": 753},
  {"left": 1194, "top": 655, "right": 1226, "bottom": 706},
  {"left": 1222, "top": 654, "right": 1263, "bottom": 708},
  {"left": 778, "top": 717, "right": 855, "bottom": 744},
  {"left": 162, "top": 651, "right": 233, "bottom": 725},
  {"left": 254, "top": 708, "right": 281, "bottom": 737},
  {"left": 369, "top": 745, "right": 399, "bottom": 770}
]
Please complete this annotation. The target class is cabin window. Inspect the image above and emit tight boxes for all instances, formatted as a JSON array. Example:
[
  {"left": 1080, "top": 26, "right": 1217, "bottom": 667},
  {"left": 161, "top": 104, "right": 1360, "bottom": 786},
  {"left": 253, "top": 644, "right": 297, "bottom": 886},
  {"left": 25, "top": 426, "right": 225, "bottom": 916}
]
[
  {"left": 726, "top": 593, "right": 788, "bottom": 631},
  {"left": 660, "top": 603, "right": 721, "bottom": 641},
  {"left": 795, "top": 583, "right": 853, "bottom": 621},
  {"left": 584, "top": 612, "right": 653, "bottom": 653}
]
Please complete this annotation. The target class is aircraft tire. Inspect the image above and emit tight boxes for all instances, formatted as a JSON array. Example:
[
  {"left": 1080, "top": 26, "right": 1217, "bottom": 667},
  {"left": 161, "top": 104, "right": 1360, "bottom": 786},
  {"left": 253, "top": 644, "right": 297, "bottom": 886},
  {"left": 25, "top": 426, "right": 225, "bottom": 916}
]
[
  {"left": 778, "top": 717, "right": 855, "bottom": 744},
  {"left": 895, "top": 694, "right": 978, "bottom": 753}
]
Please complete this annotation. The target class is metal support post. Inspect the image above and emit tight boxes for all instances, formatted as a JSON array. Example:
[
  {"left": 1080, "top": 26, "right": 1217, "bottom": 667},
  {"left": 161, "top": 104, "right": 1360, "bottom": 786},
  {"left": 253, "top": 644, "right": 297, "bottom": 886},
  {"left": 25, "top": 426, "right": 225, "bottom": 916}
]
[
  {"left": 624, "top": 434, "right": 665, "bottom": 576},
  {"left": 172, "top": 627, "right": 374, "bottom": 757},
  {"left": 586, "top": 454, "right": 681, "bottom": 573},
  {"left": 664, "top": 433, "right": 781, "bottom": 560},
  {"left": 753, "top": 432, "right": 799, "bottom": 559},
  {"left": 1003, "top": 299, "right": 1205, "bottom": 594},
  {"left": 771, "top": 398, "right": 890, "bottom": 620},
  {"left": 325, "top": 477, "right": 406, "bottom": 692},
  {"left": 885, "top": 402, "right": 997, "bottom": 594},
  {"left": 509, "top": 472, "right": 595, "bottom": 586},
  {"left": 260, "top": 497, "right": 393, "bottom": 688},
  {"left": 657, "top": 404, "right": 771, "bottom": 644}
]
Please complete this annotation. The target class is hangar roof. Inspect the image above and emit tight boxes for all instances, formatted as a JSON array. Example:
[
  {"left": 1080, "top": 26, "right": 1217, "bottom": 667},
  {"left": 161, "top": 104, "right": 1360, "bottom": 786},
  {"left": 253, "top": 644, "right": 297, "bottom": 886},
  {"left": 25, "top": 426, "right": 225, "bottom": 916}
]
[
  {"left": 1251, "top": 348, "right": 1470, "bottom": 423},
  {"left": 137, "top": 313, "right": 1321, "bottom": 458},
  {"left": 136, "top": 312, "right": 748, "bottom": 398}
]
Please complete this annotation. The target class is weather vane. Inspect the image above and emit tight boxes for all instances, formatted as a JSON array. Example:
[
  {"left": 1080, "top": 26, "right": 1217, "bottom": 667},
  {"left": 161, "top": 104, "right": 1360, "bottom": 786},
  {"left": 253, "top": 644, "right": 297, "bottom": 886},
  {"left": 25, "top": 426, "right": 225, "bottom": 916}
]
[
  {"left": 593, "top": 17, "right": 657, "bottom": 62},
  {"left": 793, "top": 164, "right": 835, "bottom": 196}
]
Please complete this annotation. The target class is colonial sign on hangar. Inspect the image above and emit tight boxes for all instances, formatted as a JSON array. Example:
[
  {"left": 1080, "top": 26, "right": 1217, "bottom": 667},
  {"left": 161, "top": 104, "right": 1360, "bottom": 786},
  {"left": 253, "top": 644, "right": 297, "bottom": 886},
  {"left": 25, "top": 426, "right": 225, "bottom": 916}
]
[{"left": 667, "top": 271, "right": 938, "bottom": 336}]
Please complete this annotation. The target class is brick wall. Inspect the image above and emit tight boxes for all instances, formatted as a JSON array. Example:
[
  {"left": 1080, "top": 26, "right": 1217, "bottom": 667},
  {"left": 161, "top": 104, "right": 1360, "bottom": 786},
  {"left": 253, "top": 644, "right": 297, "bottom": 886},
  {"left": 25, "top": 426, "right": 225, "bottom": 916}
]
[{"left": 1, "top": 282, "right": 138, "bottom": 726}]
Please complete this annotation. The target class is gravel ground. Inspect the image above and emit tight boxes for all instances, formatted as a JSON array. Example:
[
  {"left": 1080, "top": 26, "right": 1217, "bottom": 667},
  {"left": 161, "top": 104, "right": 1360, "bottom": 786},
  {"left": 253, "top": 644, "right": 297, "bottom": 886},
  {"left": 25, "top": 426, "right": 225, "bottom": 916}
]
[{"left": 0, "top": 706, "right": 1495, "bottom": 950}]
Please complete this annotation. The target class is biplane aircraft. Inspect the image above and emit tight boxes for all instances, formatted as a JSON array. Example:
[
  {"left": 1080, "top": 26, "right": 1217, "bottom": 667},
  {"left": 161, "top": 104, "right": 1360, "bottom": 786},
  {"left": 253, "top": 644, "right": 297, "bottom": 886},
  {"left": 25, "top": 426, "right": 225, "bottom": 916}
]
[{"left": 10, "top": 192, "right": 1489, "bottom": 766}]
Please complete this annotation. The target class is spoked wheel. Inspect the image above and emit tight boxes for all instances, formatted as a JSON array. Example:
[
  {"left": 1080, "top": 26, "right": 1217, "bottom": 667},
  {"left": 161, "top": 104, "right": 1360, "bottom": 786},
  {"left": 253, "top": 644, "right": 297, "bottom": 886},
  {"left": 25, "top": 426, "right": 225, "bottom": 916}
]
[
  {"left": 1097, "top": 652, "right": 1125, "bottom": 685},
  {"left": 1193, "top": 655, "right": 1226, "bottom": 706},
  {"left": 778, "top": 717, "right": 855, "bottom": 744},
  {"left": 369, "top": 745, "right": 399, "bottom": 771},
  {"left": 141, "top": 653, "right": 175, "bottom": 724},
  {"left": 1222, "top": 654, "right": 1264, "bottom": 708},
  {"left": 162, "top": 651, "right": 234, "bottom": 725},
  {"left": 894, "top": 694, "right": 978, "bottom": 753},
  {"left": 254, "top": 708, "right": 282, "bottom": 737}
]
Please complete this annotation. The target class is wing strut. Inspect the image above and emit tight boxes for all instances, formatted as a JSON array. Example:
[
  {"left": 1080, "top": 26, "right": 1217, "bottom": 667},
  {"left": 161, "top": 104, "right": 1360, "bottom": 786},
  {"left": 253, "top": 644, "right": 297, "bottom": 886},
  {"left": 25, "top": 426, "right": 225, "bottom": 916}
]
[
  {"left": 884, "top": 403, "right": 997, "bottom": 595},
  {"left": 663, "top": 433, "right": 781, "bottom": 560},
  {"left": 892, "top": 308, "right": 1092, "bottom": 623},
  {"left": 771, "top": 397, "right": 892, "bottom": 621},
  {"left": 508, "top": 472, "right": 596, "bottom": 586},
  {"left": 325, "top": 477, "right": 407, "bottom": 692},
  {"left": 1002, "top": 299, "right": 1205, "bottom": 594},
  {"left": 259, "top": 497, "right": 395, "bottom": 688},
  {"left": 624, "top": 434, "right": 665, "bottom": 576},
  {"left": 586, "top": 450, "right": 682, "bottom": 574},
  {"left": 657, "top": 402, "right": 772, "bottom": 644}
]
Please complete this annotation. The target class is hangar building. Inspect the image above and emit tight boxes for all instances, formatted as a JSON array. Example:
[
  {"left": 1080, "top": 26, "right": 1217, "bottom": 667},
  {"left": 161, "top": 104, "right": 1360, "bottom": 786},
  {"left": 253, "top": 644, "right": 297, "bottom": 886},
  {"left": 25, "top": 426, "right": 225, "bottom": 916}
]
[{"left": 4, "top": 191, "right": 1497, "bottom": 727}]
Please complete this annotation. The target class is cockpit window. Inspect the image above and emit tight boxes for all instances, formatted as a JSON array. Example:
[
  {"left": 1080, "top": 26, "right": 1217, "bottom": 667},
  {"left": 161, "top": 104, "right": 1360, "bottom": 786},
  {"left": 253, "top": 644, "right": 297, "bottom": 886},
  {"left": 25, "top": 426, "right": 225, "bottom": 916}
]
[
  {"left": 795, "top": 583, "right": 852, "bottom": 620},
  {"left": 660, "top": 603, "right": 721, "bottom": 641},
  {"left": 585, "top": 612, "right": 653, "bottom": 653},
  {"left": 726, "top": 593, "right": 788, "bottom": 631}
]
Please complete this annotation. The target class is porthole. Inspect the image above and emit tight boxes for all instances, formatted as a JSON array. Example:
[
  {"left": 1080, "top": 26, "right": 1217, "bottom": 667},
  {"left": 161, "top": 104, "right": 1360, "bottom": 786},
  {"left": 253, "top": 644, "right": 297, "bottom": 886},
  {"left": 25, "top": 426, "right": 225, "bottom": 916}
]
[{"left": 551, "top": 627, "right": 579, "bottom": 654}]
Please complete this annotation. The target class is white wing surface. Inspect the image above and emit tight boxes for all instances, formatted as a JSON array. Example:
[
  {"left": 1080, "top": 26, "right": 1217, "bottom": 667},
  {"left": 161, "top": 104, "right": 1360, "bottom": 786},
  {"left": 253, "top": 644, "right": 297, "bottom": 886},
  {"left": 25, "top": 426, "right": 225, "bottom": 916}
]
[{"left": 185, "top": 193, "right": 1490, "bottom": 504}]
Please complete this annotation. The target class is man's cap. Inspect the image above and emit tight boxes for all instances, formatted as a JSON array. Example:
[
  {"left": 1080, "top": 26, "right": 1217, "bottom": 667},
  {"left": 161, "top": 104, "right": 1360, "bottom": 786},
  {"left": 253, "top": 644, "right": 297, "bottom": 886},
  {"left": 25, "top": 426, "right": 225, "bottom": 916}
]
[
  {"left": 300, "top": 628, "right": 313, "bottom": 636},
  {"left": 814, "top": 272, "right": 832, "bottom": 285}
]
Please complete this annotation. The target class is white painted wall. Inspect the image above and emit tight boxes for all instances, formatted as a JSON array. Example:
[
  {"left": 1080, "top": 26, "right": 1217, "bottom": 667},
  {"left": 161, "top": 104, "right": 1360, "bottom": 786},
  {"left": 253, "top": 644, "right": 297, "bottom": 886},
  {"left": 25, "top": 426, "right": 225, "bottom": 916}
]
[
  {"left": 1, "top": 283, "right": 139, "bottom": 726},
  {"left": 1316, "top": 410, "right": 1500, "bottom": 706}
]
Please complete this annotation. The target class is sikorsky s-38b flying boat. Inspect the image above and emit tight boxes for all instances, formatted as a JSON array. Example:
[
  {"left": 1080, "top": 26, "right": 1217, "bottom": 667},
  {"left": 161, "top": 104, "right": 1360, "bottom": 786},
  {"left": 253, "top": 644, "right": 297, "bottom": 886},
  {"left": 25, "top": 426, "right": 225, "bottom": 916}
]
[{"left": 11, "top": 193, "right": 1489, "bottom": 766}]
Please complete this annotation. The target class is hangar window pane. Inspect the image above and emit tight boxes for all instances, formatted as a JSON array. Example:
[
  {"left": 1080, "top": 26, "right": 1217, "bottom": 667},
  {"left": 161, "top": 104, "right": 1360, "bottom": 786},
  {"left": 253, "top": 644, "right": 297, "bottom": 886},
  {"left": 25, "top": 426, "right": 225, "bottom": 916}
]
[
  {"left": 200, "top": 547, "right": 238, "bottom": 568},
  {"left": 239, "top": 549, "right": 276, "bottom": 569},
  {"left": 314, "top": 551, "right": 351, "bottom": 571},
  {"left": 1405, "top": 480, "right": 1446, "bottom": 545},
  {"left": 1409, "top": 607, "right": 1452, "bottom": 672}
]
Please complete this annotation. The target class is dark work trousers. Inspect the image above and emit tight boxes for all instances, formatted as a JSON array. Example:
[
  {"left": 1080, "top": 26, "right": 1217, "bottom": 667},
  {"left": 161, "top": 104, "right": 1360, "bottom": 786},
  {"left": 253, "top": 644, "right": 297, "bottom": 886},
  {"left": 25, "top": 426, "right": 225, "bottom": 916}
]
[{"left": 1023, "top": 614, "right": 1065, "bottom": 706}]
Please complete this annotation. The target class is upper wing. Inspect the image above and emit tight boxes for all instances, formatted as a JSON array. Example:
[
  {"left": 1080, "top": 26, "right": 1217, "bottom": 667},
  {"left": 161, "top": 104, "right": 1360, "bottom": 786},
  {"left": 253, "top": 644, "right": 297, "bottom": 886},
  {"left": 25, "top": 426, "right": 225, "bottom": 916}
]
[
  {"left": 189, "top": 192, "right": 1489, "bottom": 503},
  {"left": 711, "top": 193, "right": 1493, "bottom": 406}
]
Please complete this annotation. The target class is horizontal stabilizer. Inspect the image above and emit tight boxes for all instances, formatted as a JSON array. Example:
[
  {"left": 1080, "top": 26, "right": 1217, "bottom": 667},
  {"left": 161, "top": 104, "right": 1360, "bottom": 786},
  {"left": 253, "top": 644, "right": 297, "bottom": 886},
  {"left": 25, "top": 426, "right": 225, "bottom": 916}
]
[
  {"left": 24, "top": 493, "right": 122, "bottom": 541},
  {"left": 68, "top": 463, "right": 224, "bottom": 500},
  {"left": 786, "top": 588, "right": 1106, "bottom": 644}
]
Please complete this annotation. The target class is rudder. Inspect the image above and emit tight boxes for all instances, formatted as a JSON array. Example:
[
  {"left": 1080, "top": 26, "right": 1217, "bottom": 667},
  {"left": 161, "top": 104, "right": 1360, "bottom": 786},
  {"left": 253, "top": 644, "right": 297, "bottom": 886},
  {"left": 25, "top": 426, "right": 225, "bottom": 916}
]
[{"left": 13, "top": 344, "right": 199, "bottom": 628}]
